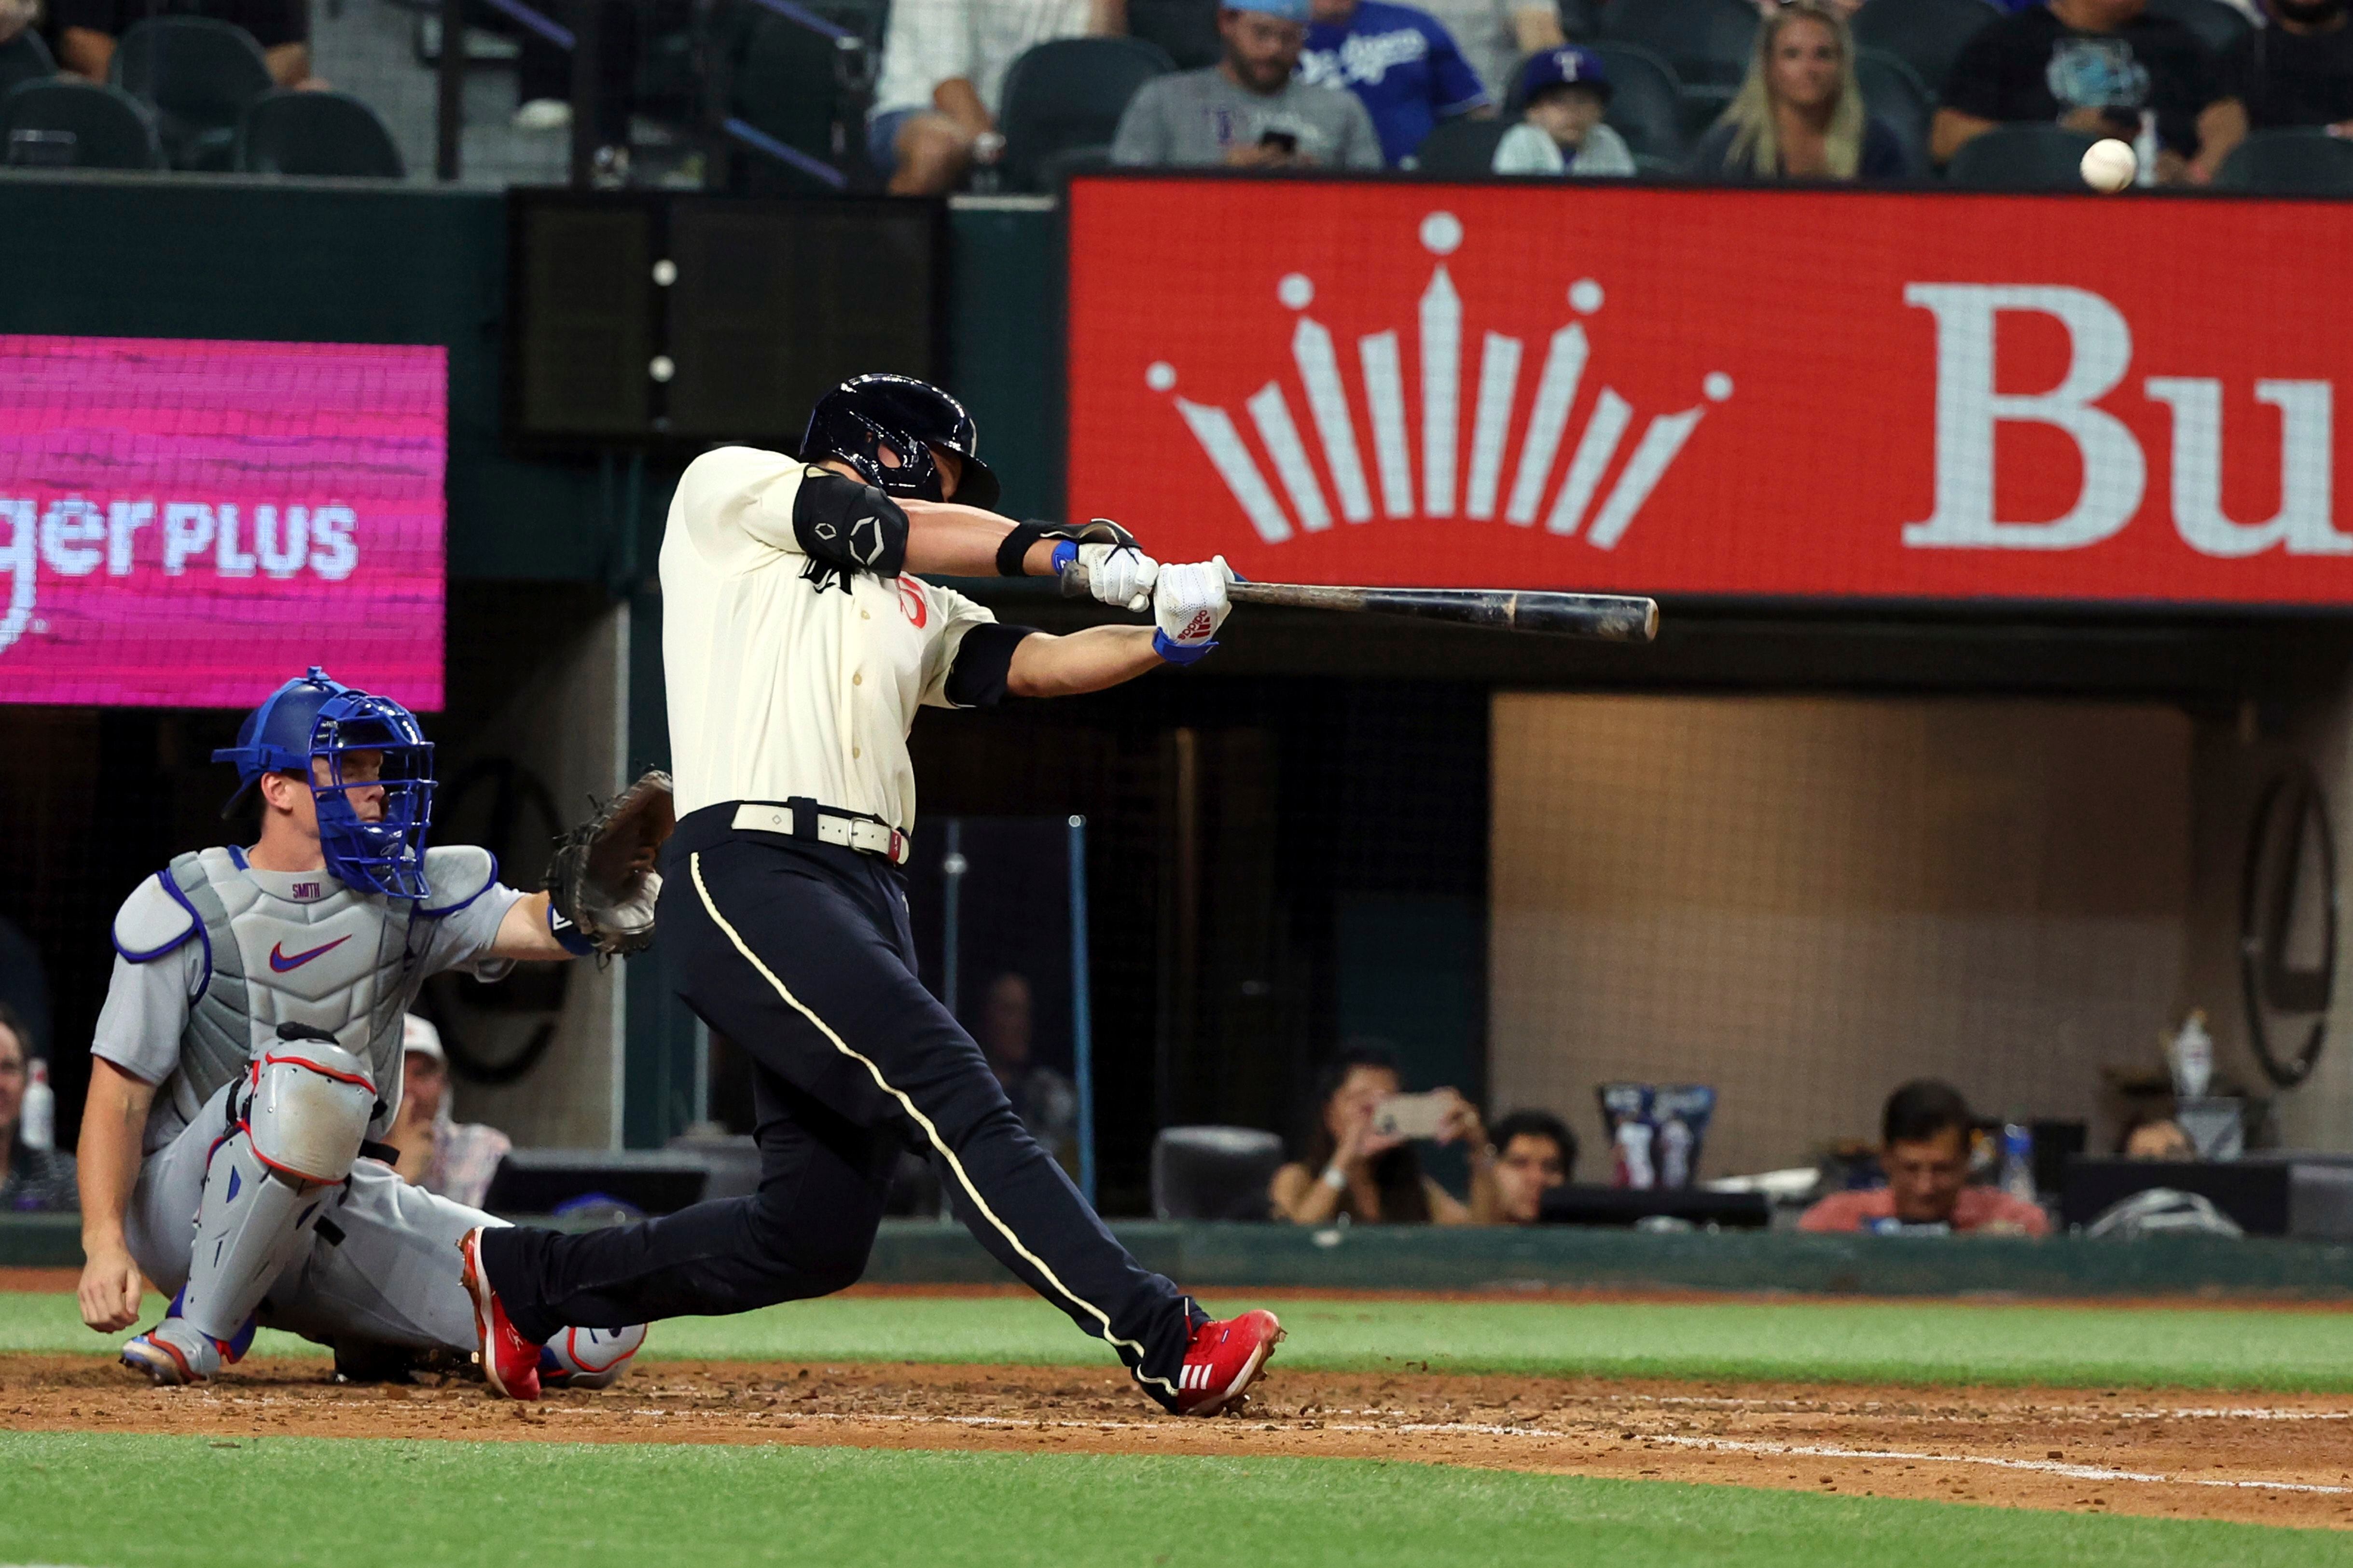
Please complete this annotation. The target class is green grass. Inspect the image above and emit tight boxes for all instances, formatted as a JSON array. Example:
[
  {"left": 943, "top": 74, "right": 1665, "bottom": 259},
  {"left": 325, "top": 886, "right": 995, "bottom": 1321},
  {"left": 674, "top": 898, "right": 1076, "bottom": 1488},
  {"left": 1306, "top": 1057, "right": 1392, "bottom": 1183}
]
[
  {"left": 12, "top": 1288, "right": 2353, "bottom": 1392},
  {"left": 3, "top": 1433, "right": 2347, "bottom": 1568}
]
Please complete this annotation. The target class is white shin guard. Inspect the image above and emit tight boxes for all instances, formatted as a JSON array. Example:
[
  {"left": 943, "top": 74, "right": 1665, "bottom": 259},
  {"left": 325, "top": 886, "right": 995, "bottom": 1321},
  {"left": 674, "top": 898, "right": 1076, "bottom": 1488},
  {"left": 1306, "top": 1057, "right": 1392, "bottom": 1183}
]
[{"left": 179, "top": 1038, "right": 376, "bottom": 1344}]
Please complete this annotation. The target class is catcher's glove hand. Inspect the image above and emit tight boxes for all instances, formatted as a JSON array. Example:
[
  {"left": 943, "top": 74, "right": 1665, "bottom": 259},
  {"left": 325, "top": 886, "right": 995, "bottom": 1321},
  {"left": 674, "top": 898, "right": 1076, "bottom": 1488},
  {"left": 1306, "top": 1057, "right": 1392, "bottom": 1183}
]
[{"left": 545, "top": 769, "right": 675, "bottom": 960}]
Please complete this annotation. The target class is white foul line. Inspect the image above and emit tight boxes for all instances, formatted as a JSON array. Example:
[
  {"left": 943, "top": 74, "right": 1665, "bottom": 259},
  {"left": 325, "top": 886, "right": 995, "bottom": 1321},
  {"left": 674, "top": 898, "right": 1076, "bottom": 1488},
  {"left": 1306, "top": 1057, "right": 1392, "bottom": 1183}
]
[{"left": 554, "top": 1403, "right": 2353, "bottom": 1498}]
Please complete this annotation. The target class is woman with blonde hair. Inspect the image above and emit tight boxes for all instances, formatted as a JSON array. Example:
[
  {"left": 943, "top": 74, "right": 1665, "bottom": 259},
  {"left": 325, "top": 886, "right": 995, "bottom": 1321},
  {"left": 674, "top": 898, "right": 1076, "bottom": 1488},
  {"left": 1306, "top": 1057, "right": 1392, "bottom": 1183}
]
[{"left": 1691, "top": 0, "right": 1909, "bottom": 180}]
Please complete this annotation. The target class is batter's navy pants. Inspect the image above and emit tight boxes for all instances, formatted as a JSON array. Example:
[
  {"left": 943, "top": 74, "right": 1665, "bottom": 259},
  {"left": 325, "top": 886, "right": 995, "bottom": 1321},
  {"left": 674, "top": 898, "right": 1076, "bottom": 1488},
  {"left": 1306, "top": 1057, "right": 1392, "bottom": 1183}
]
[{"left": 481, "top": 803, "right": 1202, "bottom": 1406}]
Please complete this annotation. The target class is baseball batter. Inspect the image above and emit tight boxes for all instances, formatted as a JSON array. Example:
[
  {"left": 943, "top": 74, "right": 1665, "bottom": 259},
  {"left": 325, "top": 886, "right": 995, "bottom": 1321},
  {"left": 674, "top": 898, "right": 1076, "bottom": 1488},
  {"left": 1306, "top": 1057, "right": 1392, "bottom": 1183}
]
[
  {"left": 465, "top": 376, "right": 1283, "bottom": 1414},
  {"left": 75, "top": 669, "right": 647, "bottom": 1389}
]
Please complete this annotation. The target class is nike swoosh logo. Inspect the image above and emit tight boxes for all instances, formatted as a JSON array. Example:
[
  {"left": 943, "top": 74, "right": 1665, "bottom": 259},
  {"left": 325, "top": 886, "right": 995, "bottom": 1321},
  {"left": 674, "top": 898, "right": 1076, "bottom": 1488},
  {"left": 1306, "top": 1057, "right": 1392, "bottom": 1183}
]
[{"left": 269, "top": 935, "right": 352, "bottom": 972}]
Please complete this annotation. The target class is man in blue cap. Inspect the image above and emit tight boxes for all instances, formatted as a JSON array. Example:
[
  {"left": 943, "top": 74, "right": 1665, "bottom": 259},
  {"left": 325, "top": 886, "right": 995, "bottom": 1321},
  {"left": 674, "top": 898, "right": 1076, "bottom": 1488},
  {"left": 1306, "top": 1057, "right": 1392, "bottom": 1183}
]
[
  {"left": 73, "top": 668, "right": 650, "bottom": 1390},
  {"left": 1111, "top": 0, "right": 1384, "bottom": 168},
  {"left": 1491, "top": 44, "right": 1635, "bottom": 175}
]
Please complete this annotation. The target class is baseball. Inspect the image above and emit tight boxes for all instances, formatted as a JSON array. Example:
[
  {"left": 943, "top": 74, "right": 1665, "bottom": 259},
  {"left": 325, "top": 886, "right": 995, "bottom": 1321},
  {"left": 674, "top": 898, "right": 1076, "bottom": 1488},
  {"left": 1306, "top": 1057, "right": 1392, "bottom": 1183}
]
[{"left": 2081, "top": 138, "right": 2137, "bottom": 193}]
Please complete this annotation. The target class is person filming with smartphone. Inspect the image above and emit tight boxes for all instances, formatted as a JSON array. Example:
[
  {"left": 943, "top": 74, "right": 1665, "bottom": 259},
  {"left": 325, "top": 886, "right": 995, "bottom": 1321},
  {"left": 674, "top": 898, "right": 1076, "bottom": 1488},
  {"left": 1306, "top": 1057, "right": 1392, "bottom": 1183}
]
[
  {"left": 1269, "top": 1045, "right": 1499, "bottom": 1224},
  {"left": 1110, "top": 0, "right": 1384, "bottom": 169}
]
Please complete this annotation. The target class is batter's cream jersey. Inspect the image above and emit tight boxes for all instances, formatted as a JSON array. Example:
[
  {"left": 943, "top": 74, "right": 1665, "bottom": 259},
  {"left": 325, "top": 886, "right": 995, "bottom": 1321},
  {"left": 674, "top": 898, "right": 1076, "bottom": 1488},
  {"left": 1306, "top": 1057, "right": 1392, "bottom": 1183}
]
[{"left": 661, "top": 446, "right": 1000, "bottom": 828}]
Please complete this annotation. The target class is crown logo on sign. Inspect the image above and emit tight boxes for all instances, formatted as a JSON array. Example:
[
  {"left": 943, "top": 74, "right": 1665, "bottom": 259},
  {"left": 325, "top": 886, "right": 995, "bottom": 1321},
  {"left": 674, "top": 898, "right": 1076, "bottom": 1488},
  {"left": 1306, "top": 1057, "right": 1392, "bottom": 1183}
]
[{"left": 1148, "top": 210, "right": 1733, "bottom": 550}]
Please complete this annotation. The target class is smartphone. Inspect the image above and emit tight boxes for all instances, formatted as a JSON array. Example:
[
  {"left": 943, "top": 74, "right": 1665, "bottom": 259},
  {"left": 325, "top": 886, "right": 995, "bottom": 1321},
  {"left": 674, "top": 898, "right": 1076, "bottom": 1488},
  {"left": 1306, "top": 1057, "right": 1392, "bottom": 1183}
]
[
  {"left": 1258, "top": 129, "right": 1299, "bottom": 155},
  {"left": 1371, "top": 1091, "right": 1451, "bottom": 1141}
]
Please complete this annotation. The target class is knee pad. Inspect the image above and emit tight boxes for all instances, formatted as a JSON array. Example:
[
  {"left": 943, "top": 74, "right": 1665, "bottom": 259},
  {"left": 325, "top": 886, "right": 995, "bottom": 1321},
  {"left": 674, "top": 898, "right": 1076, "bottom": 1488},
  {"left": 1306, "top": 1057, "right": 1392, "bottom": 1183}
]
[{"left": 247, "top": 1037, "right": 375, "bottom": 1185}]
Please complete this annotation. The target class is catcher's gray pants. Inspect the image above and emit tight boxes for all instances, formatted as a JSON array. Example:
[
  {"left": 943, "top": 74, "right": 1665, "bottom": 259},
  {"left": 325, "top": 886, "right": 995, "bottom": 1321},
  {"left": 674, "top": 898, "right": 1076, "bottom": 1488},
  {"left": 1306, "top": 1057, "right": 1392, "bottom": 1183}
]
[{"left": 125, "top": 1079, "right": 491, "bottom": 1355}]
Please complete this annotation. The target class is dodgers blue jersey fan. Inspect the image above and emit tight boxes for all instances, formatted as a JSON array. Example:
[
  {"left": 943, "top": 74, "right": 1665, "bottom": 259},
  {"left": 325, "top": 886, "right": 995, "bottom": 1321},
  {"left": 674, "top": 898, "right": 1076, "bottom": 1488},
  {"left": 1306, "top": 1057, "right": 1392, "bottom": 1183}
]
[{"left": 1298, "top": 0, "right": 1489, "bottom": 165}]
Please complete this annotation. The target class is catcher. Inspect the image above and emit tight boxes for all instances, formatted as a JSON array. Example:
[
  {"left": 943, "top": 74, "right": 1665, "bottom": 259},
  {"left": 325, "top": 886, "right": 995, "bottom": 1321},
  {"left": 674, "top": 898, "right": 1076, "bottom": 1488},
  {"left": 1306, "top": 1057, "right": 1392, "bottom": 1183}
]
[{"left": 74, "top": 667, "right": 666, "bottom": 1389}]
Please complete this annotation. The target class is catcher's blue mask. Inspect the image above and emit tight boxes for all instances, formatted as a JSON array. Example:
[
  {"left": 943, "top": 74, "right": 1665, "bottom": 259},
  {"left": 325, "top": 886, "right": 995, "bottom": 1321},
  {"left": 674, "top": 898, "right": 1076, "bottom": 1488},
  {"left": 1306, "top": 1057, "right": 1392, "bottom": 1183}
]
[{"left": 214, "top": 667, "right": 437, "bottom": 900}]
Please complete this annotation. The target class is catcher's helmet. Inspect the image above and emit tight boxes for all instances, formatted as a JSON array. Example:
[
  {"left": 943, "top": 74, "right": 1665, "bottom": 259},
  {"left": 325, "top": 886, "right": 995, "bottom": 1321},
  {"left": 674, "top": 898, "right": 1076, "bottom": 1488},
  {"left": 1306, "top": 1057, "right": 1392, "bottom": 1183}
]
[
  {"left": 214, "top": 667, "right": 436, "bottom": 900},
  {"left": 800, "top": 373, "right": 1000, "bottom": 510}
]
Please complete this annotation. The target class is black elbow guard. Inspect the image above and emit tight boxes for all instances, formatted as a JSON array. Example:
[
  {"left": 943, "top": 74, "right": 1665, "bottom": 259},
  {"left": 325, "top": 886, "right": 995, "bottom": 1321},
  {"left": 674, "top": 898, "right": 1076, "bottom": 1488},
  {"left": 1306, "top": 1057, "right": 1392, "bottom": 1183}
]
[{"left": 794, "top": 466, "right": 909, "bottom": 592}]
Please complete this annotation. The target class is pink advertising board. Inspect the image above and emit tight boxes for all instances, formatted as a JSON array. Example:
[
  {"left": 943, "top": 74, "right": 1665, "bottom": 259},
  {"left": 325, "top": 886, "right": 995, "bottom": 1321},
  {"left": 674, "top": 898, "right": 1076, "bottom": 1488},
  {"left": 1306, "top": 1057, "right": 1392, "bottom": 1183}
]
[{"left": 0, "top": 335, "right": 447, "bottom": 710}]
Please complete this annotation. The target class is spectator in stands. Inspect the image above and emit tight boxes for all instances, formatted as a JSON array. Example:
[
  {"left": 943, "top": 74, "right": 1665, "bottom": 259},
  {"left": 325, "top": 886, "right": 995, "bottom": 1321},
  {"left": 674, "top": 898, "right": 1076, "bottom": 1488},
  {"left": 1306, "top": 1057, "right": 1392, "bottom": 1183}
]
[
  {"left": 2119, "top": 1112, "right": 2196, "bottom": 1159},
  {"left": 1932, "top": 0, "right": 2245, "bottom": 182},
  {"left": 1485, "top": 1108, "right": 1575, "bottom": 1224},
  {"left": 55, "top": 0, "right": 317, "bottom": 86},
  {"left": 1417, "top": 0, "right": 1565, "bottom": 102},
  {"left": 1269, "top": 1044, "right": 1497, "bottom": 1224},
  {"left": 0, "top": 0, "right": 37, "bottom": 46},
  {"left": 2226, "top": 0, "right": 2353, "bottom": 133},
  {"left": 388, "top": 1015, "right": 511, "bottom": 1212},
  {"left": 1490, "top": 44, "right": 1635, "bottom": 174},
  {"left": 0, "top": 1003, "right": 76, "bottom": 1214},
  {"left": 977, "top": 972, "right": 1079, "bottom": 1168},
  {"left": 1297, "top": 0, "right": 1489, "bottom": 165},
  {"left": 1691, "top": 0, "right": 1909, "bottom": 179},
  {"left": 868, "top": 0, "right": 1124, "bottom": 195},
  {"left": 1799, "top": 1079, "right": 2050, "bottom": 1236},
  {"left": 1111, "top": 0, "right": 1383, "bottom": 168}
]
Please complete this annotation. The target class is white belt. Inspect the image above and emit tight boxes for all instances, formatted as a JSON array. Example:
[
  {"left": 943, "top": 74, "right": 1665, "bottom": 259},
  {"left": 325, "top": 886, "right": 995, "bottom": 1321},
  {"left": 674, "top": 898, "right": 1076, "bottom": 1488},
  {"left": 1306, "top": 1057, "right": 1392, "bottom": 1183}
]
[{"left": 730, "top": 801, "right": 911, "bottom": 866}]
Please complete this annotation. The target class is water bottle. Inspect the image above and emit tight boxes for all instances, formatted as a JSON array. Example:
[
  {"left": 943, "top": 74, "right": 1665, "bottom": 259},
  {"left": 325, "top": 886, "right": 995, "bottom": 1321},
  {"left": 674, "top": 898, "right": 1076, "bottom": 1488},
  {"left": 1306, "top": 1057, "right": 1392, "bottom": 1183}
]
[
  {"left": 2000, "top": 1121, "right": 2034, "bottom": 1204},
  {"left": 2133, "top": 109, "right": 2159, "bottom": 190},
  {"left": 1617, "top": 1120, "right": 1656, "bottom": 1190},
  {"left": 21, "top": 1059, "right": 54, "bottom": 1152},
  {"left": 1658, "top": 1115, "right": 1692, "bottom": 1189}
]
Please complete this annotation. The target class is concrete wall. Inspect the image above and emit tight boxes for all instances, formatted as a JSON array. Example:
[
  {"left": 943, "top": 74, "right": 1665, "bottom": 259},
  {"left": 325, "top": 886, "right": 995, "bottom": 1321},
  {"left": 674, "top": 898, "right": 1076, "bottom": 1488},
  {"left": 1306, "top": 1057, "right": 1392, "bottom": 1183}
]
[
  {"left": 1489, "top": 693, "right": 2197, "bottom": 1178},
  {"left": 429, "top": 603, "right": 630, "bottom": 1149},
  {"left": 2183, "top": 681, "right": 2353, "bottom": 1155}
]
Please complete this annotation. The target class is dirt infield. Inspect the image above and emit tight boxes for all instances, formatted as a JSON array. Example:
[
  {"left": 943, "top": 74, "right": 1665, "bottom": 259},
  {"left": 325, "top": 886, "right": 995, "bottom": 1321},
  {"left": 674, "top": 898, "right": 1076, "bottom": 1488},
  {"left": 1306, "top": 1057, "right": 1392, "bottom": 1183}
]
[{"left": 6, "top": 1353, "right": 2349, "bottom": 1531}]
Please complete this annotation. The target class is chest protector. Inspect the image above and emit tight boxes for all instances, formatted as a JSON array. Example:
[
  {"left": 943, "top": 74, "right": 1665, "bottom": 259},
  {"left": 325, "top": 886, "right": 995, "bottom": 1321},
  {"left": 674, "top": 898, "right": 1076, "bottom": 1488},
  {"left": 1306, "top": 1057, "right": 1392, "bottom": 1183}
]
[{"left": 116, "top": 844, "right": 498, "bottom": 1146}]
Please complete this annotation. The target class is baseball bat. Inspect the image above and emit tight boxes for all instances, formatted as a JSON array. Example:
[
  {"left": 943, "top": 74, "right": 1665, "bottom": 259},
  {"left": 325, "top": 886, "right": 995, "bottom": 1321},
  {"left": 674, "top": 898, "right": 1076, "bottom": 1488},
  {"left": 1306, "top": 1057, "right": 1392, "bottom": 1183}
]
[{"left": 1222, "top": 581, "right": 1659, "bottom": 642}]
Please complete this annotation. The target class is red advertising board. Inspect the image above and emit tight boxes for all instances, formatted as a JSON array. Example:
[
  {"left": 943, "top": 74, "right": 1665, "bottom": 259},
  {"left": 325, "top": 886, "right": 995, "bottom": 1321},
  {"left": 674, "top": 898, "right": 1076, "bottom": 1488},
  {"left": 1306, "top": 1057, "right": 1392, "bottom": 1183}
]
[{"left": 1065, "top": 176, "right": 2353, "bottom": 606}]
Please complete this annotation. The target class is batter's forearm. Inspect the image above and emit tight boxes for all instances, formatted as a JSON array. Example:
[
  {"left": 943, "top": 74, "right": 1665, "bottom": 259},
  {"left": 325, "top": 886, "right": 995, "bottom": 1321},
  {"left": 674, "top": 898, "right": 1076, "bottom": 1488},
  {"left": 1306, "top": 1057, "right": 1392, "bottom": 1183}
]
[
  {"left": 899, "top": 499, "right": 1058, "bottom": 578},
  {"left": 77, "top": 1061, "right": 153, "bottom": 1248},
  {"left": 1006, "top": 626, "right": 1163, "bottom": 698}
]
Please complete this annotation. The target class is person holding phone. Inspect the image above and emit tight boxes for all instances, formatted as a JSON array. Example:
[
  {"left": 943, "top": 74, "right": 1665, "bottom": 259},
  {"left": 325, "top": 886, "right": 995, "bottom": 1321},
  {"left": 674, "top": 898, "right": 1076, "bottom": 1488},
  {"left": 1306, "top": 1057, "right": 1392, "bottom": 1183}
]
[
  {"left": 1110, "top": 0, "right": 1384, "bottom": 169},
  {"left": 1929, "top": 0, "right": 2242, "bottom": 183},
  {"left": 1268, "top": 1045, "right": 1500, "bottom": 1224}
]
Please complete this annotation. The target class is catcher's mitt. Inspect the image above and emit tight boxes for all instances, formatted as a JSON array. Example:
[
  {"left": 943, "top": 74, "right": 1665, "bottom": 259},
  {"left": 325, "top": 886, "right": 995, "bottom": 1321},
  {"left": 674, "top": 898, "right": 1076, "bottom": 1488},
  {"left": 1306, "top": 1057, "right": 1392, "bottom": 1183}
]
[{"left": 545, "top": 769, "right": 675, "bottom": 960}]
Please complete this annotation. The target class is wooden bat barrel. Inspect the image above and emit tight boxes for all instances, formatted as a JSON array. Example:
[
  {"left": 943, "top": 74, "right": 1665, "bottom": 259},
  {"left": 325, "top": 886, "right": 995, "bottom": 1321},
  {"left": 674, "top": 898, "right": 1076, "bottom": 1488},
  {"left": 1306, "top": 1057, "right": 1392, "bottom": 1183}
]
[{"left": 1224, "top": 582, "right": 1659, "bottom": 642}]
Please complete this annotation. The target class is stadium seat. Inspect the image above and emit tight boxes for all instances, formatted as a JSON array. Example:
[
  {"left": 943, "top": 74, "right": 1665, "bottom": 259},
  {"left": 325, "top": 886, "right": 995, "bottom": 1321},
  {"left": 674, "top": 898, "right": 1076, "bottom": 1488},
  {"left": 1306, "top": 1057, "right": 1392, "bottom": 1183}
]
[
  {"left": 1558, "top": 0, "right": 1600, "bottom": 40},
  {"left": 1855, "top": 47, "right": 1931, "bottom": 177},
  {"left": 1149, "top": 1127, "right": 1283, "bottom": 1222},
  {"left": 1945, "top": 122, "right": 2098, "bottom": 189},
  {"left": 109, "top": 16, "right": 274, "bottom": 171},
  {"left": 1588, "top": 40, "right": 1688, "bottom": 163},
  {"left": 997, "top": 36, "right": 1173, "bottom": 193},
  {"left": 1597, "top": 0, "right": 1756, "bottom": 126},
  {"left": 2145, "top": 0, "right": 2251, "bottom": 59},
  {"left": 235, "top": 89, "right": 406, "bottom": 178},
  {"left": 1033, "top": 141, "right": 1113, "bottom": 187},
  {"left": 728, "top": 2, "right": 879, "bottom": 193},
  {"left": 0, "top": 26, "right": 55, "bottom": 100},
  {"left": 1127, "top": 0, "right": 1221, "bottom": 71},
  {"left": 1850, "top": 0, "right": 2000, "bottom": 97},
  {"left": 2214, "top": 128, "right": 2353, "bottom": 195},
  {"left": 2, "top": 78, "right": 165, "bottom": 169},
  {"left": 1412, "top": 115, "right": 1514, "bottom": 174}
]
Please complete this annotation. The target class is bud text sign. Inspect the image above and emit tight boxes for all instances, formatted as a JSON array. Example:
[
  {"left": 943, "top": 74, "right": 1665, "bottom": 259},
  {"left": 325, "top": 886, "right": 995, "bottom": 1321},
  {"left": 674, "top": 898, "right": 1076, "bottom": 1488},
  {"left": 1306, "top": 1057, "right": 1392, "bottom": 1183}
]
[
  {"left": 1065, "top": 177, "right": 2353, "bottom": 605},
  {"left": 0, "top": 336, "right": 447, "bottom": 708}
]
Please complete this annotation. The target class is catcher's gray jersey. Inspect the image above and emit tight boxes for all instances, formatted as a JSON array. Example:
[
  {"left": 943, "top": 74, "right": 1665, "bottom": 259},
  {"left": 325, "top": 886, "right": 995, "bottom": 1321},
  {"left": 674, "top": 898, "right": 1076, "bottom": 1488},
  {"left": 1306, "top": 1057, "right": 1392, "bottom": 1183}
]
[{"left": 94, "top": 845, "right": 520, "bottom": 1152}]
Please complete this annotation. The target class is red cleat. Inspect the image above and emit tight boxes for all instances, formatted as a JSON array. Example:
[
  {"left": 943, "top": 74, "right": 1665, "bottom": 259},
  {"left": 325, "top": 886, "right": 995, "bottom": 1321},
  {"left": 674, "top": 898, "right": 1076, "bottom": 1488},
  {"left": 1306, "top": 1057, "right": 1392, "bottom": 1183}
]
[
  {"left": 1172, "top": 1308, "right": 1283, "bottom": 1416},
  {"left": 459, "top": 1228, "right": 541, "bottom": 1401}
]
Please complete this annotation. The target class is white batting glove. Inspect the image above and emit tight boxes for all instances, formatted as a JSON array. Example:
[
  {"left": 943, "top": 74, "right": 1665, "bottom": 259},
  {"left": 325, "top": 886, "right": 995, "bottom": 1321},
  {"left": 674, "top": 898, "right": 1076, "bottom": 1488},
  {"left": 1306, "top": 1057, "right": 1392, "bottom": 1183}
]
[
  {"left": 1152, "top": 556, "right": 1233, "bottom": 665},
  {"left": 1074, "top": 541, "right": 1158, "bottom": 612}
]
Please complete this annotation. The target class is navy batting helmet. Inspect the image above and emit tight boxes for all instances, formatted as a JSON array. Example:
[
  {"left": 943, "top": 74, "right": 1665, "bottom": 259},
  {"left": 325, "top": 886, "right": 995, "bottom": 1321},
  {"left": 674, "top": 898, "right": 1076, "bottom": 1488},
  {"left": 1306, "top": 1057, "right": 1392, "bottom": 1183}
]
[{"left": 800, "top": 374, "right": 1000, "bottom": 510}]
